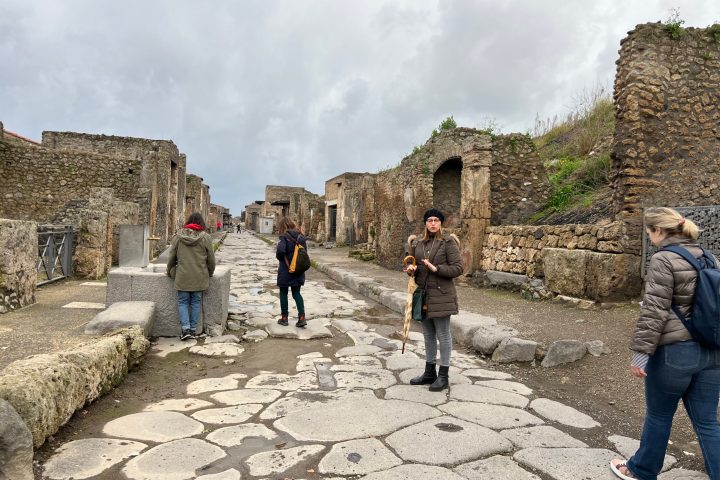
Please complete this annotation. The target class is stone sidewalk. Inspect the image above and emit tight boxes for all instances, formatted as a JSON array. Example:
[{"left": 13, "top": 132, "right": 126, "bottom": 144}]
[{"left": 36, "top": 233, "right": 708, "bottom": 480}]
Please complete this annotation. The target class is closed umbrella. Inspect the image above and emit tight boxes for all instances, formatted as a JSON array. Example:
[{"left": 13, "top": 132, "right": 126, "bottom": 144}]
[{"left": 402, "top": 255, "right": 417, "bottom": 354}]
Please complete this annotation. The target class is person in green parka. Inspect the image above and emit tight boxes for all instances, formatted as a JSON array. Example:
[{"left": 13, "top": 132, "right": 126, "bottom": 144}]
[{"left": 166, "top": 212, "right": 216, "bottom": 340}]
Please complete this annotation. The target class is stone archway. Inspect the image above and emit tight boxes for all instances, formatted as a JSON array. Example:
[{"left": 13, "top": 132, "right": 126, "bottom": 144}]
[{"left": 433, "top": 157, "right": 463, "bottom": 228}]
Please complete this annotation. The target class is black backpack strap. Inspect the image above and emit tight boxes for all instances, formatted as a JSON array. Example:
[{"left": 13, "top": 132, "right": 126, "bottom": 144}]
[{"left": 660, "top": 245, "right": 703, "bottom": 329}]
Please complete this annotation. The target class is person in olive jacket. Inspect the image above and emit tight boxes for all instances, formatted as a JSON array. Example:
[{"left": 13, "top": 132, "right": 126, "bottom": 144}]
[
  {"left": 611, "top": 207, "right": 720, "bottom": 480},
  {"left": 276, "top": 217, "right": 307, "bottom": 328},
  {"left": 166, "top": 212, "right": 216, "bottom": 341},
  {"left": 403, "top": 208, "right": 463, "bottom": 391}
]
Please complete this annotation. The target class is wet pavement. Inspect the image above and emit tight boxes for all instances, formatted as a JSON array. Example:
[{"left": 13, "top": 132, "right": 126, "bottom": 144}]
[{"left": 34, "top": 233, "right": 708, "bottom": 480}]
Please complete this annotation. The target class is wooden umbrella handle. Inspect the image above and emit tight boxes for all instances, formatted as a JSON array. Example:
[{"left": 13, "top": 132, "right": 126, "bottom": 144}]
[{"left": 403, "top": 255, "right": 416, "bottom": 267}]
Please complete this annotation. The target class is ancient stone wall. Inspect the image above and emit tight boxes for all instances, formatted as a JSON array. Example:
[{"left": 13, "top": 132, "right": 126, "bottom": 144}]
[
  {"left": 41, "top": 132, "right": 183, "bottom": 255},
  {"left": 613, "top": 23, "right": 720, "bottom": 249},
  {"left": 324, "top": 173, "right": 375, "bottom": 244},
  {"left": 0, "top": 140, "right": 144, "bottom": 223},
  {"left": 185, "top": 174, "right": 204, "bottom": 219},
  {"left": 491, "top": 134, "right": 549, "bottom": 225},
  {"left": 0, "top": 220, "right": 37, "bottom": 313}
]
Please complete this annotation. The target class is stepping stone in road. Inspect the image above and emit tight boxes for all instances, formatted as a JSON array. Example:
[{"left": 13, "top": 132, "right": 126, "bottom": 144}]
[
  {"left": 514, "top": 447, "right": 620, "bottom": 480},
  {"left": 439, "top": 401, "right": 544, "bottom": 430},
  {"left": 529, "top": 398, "right": 601, "bottom": 429},
  {"left": 386, "top": 416, "right": 512, "bottom": 466},
  {"left": 210, "top": 388, "right": 282, "bottom": 406},
  {"left": 189, "top": 343, "right": 245, "bottom": 357},
  {"left": 43, "top": 438, "right": 147, "bottom": 480},
  {"left": 143, "top": 398, "right": 214, "bottom": 412},
  {"left": 206, "top": 423, "right": 277, "bottom": 447},
  {"left": 103, "top": 411, "right": 204, "bottom": 442},
  {"left": 359, "top": 464, "right": 467, "bottom": 480},
  {"left": 331, "top": 319, "right": 369, "bottom": 332},
  {"left": 336, "top": 345, "right": 382, "bottom": 357},
  {"left": 190, "top": 404, "right": 263, "bottom": 425},
  {"left": 122, "top": 438, "right": 225, "bottom": 480},
  {"left": 245, "top": 444, "right": 325, "bottom": 477},
  {"left": 454, "top": 455, "right": 541, "bottom": 480},
  {"left": 274, "top": 398, "right": 441, "bottom": 442},
  {"left": 318, "top": 438, "right": 402, "bottom": 476},
  {"left": 187, "top": 374, "right": 246, "bottom": 395},
  {"left": 337, "top": 355, "right": 383, "bottom": 369},
  {"left": 449, "top": 384, "right": 529, "bottom": 408},
  {"left": 501, "top": 425, "right": 589, "bottom": 448}
]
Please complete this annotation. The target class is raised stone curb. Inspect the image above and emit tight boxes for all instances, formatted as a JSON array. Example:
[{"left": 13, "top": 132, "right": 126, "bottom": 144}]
[
  {"left": 84, "top": 301, "right": 156, "bottom": 337},
  {"left": 492, "top": 337, "right": 538, "bottom": 363}
]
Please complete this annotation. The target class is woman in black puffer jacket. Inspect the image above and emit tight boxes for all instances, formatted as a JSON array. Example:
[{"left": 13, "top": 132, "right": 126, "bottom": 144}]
[
  {"left": 276, "top": 217, "right": 307, "bottom": 328},
  {"left": 611, "top": 207, "right": 720, "bottom": 480}
]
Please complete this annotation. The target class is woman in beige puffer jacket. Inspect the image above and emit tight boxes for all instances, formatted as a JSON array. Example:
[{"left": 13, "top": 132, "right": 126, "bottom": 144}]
[{"left": 611, "top": 207, "right": 720, "bottom": 480}]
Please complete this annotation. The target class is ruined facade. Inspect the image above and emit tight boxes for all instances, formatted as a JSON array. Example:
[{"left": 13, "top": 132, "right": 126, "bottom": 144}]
[
  {"left": 243, "top": 201, "right": 264, "bottom": 232},
  {"left": 259, "top": 185, "right": 323, "bottom": 238},
  {"left": 612, "top": 23, "right": 720, "bottom": 250},
  {"left": 184, "top": 174, "right": 211, "bottom": 228},
  {"left": 0, "top": 125, "right": 229, "bottom": 282},
  {"left": 324, "top": 173, "right": 376, "bottom": 244}
]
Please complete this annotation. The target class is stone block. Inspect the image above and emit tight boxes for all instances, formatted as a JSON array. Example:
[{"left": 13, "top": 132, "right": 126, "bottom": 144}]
[
  {"left": 584, "top": 252, "right": 641, "bottom": 302},
  {"left": 472, "top": 325, "right": 519, "bottom": 355},
  {"left": 483, "top": 270, "right": 530, "bottom": 291},
  {"left": 541, "top": 340, "right": 587, "bottom": 368},
  {"left": 492, "top": 338, "right": 537, "bottom": 363},
  {"left": 451, "top": 311, "right": 497, "bottom": 346},
  {"left": 118, "top": 224, "right": 149, "bottom": 267},
  {"left": 130, "top": 269, "right": 182, "bottom": 336},
  {"left": 0, "top": 399, "right": 33, "bottom": 480},
  {"left": 84, "top": 301, "right": 156, "bottom": 337},
  {"left": 204, "top": 267, "right": 231, "bottom": 337},
  {"left": 105, "top": 268, "right": 133, "bottom": 305},
  {"left": 541, "top": 248, "right": 589, "bottom": 298}
]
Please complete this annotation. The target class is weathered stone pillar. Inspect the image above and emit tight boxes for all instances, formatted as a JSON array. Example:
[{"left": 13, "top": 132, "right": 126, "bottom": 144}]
[
  {"left": 460, "top": 137, "right": 492, "bottom": 271},
  {"left": 0, "top": 219, "right": 37, "bottom": 313}
]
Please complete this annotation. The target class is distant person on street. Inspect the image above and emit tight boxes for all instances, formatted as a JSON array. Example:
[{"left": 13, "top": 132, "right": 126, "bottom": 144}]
[
  {"left": 216, "top": 220, "right": 222, "bottom": 232},
  {"left": 276, "top": 217, "right": 307, "bottom": 328},
  {"left": 403, "top": 208, "right": 463, "bottom": 391},
  {"left": 236, "top": 224, "right": 242, "bottom": 234},
  {"left": 166, "top": 212, "right": 216, "bottom": 341},
  {"left": 611, "top": 207, "right": 720, "bottom": 480}
]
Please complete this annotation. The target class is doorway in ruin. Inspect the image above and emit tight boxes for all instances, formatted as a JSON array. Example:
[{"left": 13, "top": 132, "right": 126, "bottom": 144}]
[
  {"left": 433, "top": 157, "right": 462, "bottom": 227},
  {"left": 328, "top": 205, "right": 337, "bottom": 241}
]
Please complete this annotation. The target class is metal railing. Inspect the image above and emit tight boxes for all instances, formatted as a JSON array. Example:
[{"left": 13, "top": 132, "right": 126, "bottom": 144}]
[{"left": 37, "top": 225, "right": 75, "bottom": 286}]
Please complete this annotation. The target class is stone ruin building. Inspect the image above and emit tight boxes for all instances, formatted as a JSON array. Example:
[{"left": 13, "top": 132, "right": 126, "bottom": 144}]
[
  {"left": 243, "top": 186, "right": 324, "bottom": 238},
  {"left": 0, "top": 122, "right": 230, "bottom": 312},
  {"left": 244, "top": 22, "right": 720, "bottom": 305}
]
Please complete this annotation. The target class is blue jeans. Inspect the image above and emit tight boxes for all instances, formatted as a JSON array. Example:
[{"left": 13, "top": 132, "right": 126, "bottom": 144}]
[
  {"left": 177, "top": 291, "right": 202, "bottom": 332},
  {"left": 628, "top": 341, "right": 720, "bottom": 480}
]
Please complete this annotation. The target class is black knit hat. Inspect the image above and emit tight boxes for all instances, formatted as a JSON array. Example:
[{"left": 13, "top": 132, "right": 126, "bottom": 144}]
[{"left": 423, "top": 208, "right": 445, "bottom": 223}]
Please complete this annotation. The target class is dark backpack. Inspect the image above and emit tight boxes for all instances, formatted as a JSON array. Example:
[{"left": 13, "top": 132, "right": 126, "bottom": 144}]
[
  {"left": 662, "top": 245, "right": 720, "bottom": 349},
  {"left": 284, "top": 234, "right": 311, "bottom": 275}
]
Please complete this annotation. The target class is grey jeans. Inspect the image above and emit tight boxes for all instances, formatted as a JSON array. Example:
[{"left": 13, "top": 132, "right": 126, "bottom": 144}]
[{"left": 421, "top": 316, "right": 452, "bottom": 367}]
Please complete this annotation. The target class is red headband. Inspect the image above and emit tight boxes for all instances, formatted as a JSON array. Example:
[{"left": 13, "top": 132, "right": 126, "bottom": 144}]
[{"left": 678, "top": 217, "right": 686, "bottom": 226}]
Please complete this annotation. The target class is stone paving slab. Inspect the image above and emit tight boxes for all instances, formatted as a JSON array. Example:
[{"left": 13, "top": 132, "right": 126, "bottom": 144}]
[
  {"left": 463, "top": 368, "right": 513, "bottom": 380},
  {"left": 334, "top": 368, "right": 397, "bottom": 389},
  {"left": 336, "top": 345, "right": 382, "bottom": 357},
  {"left": 440, "top": 401, "right": 544, "bottom": 430},
  {"left": 190, "top": 404, "right": 263, "bottom": 425},
  {"left": 265, "top": 321, "right": 333, "bottom": 339},
  {"left": 122, "top": 438, "right": 226, "bottom": 480},
  {"left": 297, "top": 357, "right": 333, "bottom": 371},
  {"left": 273, "top": 398, "right": 441, "bottom": 442},
  {"left": 150, "top": 337, "right": 196, "bottom": 357},
  {"left": 454, "top": 454, "right": 541, "bottom": 480},
  {"left": 658, "top": 468, "right": 710, "bottom": 479},
  {"left": 195, "top": 469, "right": 241, "bottom": 480},
  {"left": 331, "top": 319, "right": 368, "bottom": 332},
  {"left": 386, "top": 416, "right": 513, "bottom": 465},
  {"left": 501, "top": 425, "right": 589, "bottom": 448},
  {"left": 103, "top": 411, "right": 204, "bottom": 442},
  {"left": 189, "top": 343, "right": 245, "bottom": 357},
  {"left": 244, "top": 371, "right": 318, "bottom": 391},
  {"left": 449, "top": 383, "right": 529, "bottom": 408},
  {"left": 186, "top": 375, "right": 245, "bottom": 395},
  {"left": 338, "top": 355, "right": 383, "bottom": 368},
  {"left": 513, "top": 447, "right": 619, "bottom": 480},
  {"left": 398, "top": 368, "right": 472, "bottom": 385},
  {"left": 359, "top": 464, "right": 467, "bottom": 479},
  {"left": 143, "top": 398, "right": 215, "bottom": 412},
  {"left": 530, "top": 398, "right": 601, "bottom": 429},
  {"left": 259, "top": 388, "right": 376, "bottom": 420},
  {"left": 210, "top": 388, "right": 282, "bottom": 406},
  {"left": 608, "top": 434, "right": 676, "bottom": 472},
  {"left": 384, "top": 385, "right": 449, "bottom": 406},
  {"left": 205, "top": 423, "right": 277, "bottom": 447},
  {"left": 383, "top": 351, "right": 424, "bottom": 371},
  {"left": 245, "top": 444, "right": 326, "bottom": 477},
  {"left": 318, "top": 438, "right": 403, "bottom": 476},
  {"left": 43, "top": 438, "right": 147, "bottom": 480},
  {"left": 476, "top": 379, "right": 533, "bottom": 396}
]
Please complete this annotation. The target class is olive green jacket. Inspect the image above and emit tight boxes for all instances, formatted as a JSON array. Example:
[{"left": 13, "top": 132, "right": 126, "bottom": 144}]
[
  {"left": 405, "top": 233, "right": 464, "bottom": 319},
  {"left": 166, "top": 228, "right": 216, "bottom": 292}
]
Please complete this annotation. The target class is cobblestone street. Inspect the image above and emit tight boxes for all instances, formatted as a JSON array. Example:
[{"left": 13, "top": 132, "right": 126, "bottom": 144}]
[{"left": 36, "top": 233, "right": 708, "bottom": 480}]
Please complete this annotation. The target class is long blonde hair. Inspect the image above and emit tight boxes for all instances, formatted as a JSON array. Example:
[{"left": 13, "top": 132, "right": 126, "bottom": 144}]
[{"left": 644, "top": 207, "right": 700, "bottom": 240}]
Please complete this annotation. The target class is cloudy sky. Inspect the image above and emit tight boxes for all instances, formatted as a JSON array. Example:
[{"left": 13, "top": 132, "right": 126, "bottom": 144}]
[{"left": 1, "top": 1, "right": 718, "bottom": 216}]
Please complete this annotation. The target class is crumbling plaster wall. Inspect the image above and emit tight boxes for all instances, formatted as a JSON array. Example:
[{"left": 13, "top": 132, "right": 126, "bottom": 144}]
[
  {"left": 612, "top": 23, "right": 720, "bottom": 249},
  {"left": 0, "top": 220, "right": 37, "bottom": 313}
]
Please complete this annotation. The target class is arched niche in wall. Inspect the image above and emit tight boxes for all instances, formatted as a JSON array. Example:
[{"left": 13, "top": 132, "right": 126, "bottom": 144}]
[{"left": 433, "top": 157, "right": 463, "bottom": 228}]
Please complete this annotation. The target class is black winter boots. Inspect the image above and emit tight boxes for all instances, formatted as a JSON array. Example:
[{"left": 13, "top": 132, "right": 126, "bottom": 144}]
[
  {"left": 296, "top": 313, "right": 307, "bottom": 328},
  {"left": 429, "top": 365, "right": 449, "bottom": 391},
  {"left": 278, "top": 314, "right": 289, "bottom": 326},
  {"left": 410, "top": 362, "right": 437, "bottom": 385}
]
